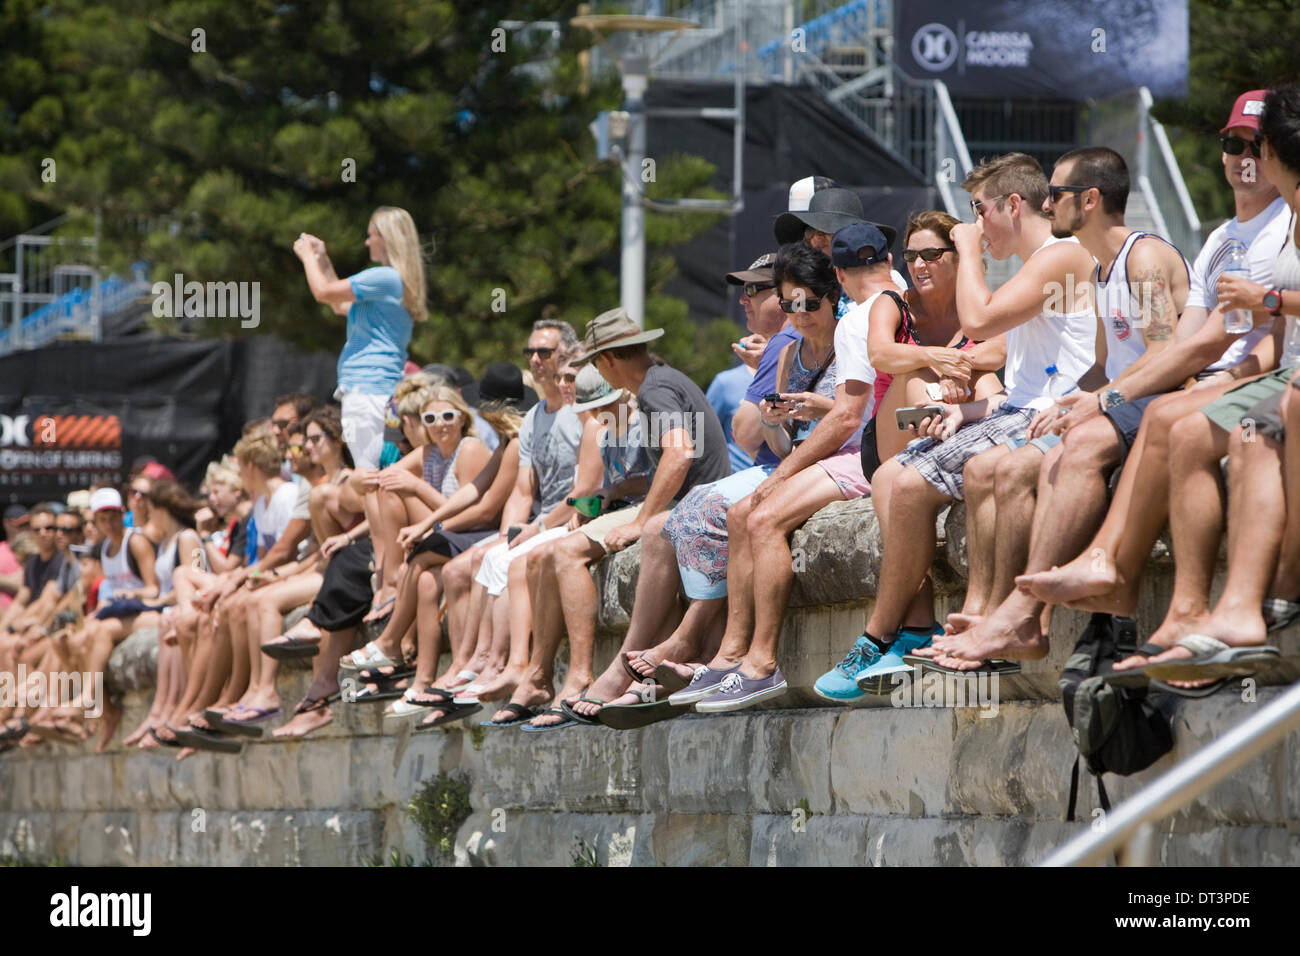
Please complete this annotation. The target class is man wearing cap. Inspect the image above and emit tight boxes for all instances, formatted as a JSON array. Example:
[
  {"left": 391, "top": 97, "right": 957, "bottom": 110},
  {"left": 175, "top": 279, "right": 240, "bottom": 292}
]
[
  {"left": 710, "top": 253, "right": 787, "bottom": 473},
  {"left": 1005, "top": 92, "right": 1292, "bottom": 655},
  {"left": 489, "top": 366, "right": 656, "bottom": 728}
]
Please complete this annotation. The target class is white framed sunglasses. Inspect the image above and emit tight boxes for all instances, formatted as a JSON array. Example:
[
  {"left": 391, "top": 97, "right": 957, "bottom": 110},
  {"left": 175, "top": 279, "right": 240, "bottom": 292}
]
[{"left": 421, "top": 409, "right": 461, "bottom": 426}]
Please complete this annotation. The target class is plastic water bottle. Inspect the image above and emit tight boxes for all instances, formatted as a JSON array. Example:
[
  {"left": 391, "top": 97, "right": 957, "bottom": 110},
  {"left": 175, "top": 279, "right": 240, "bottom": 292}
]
[
  {"left": 1221, "top": 240, "right": 1253, "bottom": 334},
  {"left": 1046, "top": 364, "right": 1077, "bottom": 416}
]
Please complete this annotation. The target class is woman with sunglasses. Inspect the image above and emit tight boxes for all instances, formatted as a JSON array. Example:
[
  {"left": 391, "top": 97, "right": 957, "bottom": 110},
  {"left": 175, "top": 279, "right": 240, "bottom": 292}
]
[
  {"left": 293, "top": 206, "right": 428, "bottom": 471},
  {"left": 869, "top": 210, "right": 1008, "bottom": 464},
  {"left": 125, "top": 476, "right": 165, "bottom": 548}
]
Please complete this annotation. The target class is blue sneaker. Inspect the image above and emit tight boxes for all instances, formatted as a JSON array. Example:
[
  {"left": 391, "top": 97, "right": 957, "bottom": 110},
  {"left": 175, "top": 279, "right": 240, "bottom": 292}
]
[
  {"left": 813, "top": 635, "right": 885, "bottom": 703},
  {"left": 855, "top": 624, "right": 942, "bottom": 695}
]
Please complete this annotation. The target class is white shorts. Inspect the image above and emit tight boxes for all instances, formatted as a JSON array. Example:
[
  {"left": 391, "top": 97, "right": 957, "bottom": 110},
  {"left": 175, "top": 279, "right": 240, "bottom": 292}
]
[
  {"left": 338, "top": 389, "right": 389, "bottom": 470},
  {"left": 473, "top": 526, "right": 572, "bottom": 596}
]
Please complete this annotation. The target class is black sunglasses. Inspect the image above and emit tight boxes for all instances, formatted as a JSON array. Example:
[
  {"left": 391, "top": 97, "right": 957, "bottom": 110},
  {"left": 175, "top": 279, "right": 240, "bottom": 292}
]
[
  {"left": 522, "top": 347, "right": 555, "bottom": 359},
  {"left": 1047, "top": 184, "right": 1093, "bottom": 204},
  {"left": 903, "top": 247, "right": 955, "bottom": 262},
  {"left": 779, "top": 295, "right": 826, "bottom": 314},
  {"left": 1220, "top": 134, "right": 1261, "bottom": 158},
  {"left": 743, "top": 282, "right": 774, "bottom": 298}
]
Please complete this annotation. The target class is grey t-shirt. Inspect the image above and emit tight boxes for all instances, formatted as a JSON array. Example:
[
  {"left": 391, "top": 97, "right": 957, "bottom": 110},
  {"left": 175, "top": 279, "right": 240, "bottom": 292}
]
[
  {"left": 635, "top": 364, "right": 731, "bottom": 497},
  {"left": 518, "top": 400, "right": 583, "bottom": 518}
]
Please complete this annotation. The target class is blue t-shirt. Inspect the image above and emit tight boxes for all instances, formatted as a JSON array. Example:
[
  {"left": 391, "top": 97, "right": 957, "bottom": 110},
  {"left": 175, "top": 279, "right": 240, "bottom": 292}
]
[
  {"left": 338, "top": 266, "right": 413, "bottom": 395},
  {"left": 743, "top": 325, "right": 803, "bottom": 467},
  {"left": 707, "top": 363, "right": 755, "bottom": 474}
]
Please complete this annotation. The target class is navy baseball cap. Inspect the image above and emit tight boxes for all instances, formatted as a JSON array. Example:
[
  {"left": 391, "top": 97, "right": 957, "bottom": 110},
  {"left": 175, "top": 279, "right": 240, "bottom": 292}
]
[{"left": 831, "top": 222, "right": 891, "bottom": 268}]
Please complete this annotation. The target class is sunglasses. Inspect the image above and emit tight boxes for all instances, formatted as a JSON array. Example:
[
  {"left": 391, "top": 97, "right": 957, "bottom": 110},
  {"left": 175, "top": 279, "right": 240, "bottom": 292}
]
[
  {"left": 903, "top": 247, "right": 955, "bottom": 262},
  {"left": 422, "top": 410, "right": 461, "bottom": 426},
  {"left": 779, "top": 295, "right": 826, "bottom": 314},
  {"left": 286, "top": 444, "right": 304, "bottom": 456},
  {"left": 970, "top": 193, "right": 1009, "bottom": 218},
  {"left": 129, "top": 487, "right": 148, "bottom": 498},
  {"left": 1220, "top": 134, "right": 1261, "bottom": 157},
  {"left": 557, "top": 372, "right": 577, "bottom": 384},
  {"left": 743, "top": 282, "right": 775, "bottom": 298},
  {"left": 523, "top": 347, "right": 555, "bottom": 359},
  {"left": 56, "top": 525, "right": 82, "bottom": 534},
  {"left": 304, "top": 433, "right": 326, "bottom": 445},
  {"left": 1046, "top": 184, "right": 1093, "bottom": 204},
  {"left": 271, "top": 417, "right": 293, "bottom": 431}
]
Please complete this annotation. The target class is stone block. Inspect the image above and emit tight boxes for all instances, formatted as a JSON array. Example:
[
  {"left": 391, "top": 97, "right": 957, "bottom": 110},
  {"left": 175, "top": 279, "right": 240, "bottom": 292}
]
[
  {"left": 651, "top": 813, "right": 751, "bottom": 866},
  {"left": 830, "top": 706, "right": 956, "bottom": 817}
]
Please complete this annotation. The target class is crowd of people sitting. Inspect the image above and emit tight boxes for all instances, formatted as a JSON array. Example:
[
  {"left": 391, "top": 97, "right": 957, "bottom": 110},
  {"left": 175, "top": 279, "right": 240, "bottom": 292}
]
[{"left": 2, "top": 86, "right": 1299, "bottom": 758}]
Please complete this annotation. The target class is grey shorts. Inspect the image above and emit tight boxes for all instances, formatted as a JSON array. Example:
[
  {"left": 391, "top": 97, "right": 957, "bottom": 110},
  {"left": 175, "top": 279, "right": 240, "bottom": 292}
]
[
  {"left": 1202, "top": 365, "right": 1299, "bottom": 435},
  {"left": 893, "top": 404, "right": 1037, "bottom": 501}
]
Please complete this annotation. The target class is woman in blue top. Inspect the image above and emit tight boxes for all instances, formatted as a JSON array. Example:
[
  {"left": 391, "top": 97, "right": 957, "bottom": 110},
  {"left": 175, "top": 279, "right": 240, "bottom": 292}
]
[{"left": 294, "top": 206, "right": 428, "bottom": 469}]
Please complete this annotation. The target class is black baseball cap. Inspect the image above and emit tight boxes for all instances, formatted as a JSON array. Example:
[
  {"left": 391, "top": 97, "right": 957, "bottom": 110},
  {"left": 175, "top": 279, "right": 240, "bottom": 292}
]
[{"left": 831, "top": 222, "right": 892, "bottom": 268}]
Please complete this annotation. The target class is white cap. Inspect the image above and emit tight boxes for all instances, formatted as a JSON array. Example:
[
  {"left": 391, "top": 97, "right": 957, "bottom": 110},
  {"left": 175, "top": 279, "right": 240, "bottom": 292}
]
[
  {"left": 787, "top": 175, "right": 838, "bottom": 212},
  {"left": 89, "top": 487, "right": 124, "bottom": 513}
]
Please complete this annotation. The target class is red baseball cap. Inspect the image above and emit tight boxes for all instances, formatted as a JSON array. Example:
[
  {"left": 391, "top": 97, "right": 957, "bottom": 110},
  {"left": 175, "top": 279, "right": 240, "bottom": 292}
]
[{"left": 1221, "top": 90, "right": 1268, "bottom": 134}]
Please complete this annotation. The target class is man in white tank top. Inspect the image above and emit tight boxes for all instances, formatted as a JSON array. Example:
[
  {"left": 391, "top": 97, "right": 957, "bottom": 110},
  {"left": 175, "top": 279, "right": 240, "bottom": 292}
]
[
  {"left": 818, "top": 152, "right": 1100, "bottom": 699},
  {"left": 921, "top": 148, "right": 1195, "bottom": 674}
]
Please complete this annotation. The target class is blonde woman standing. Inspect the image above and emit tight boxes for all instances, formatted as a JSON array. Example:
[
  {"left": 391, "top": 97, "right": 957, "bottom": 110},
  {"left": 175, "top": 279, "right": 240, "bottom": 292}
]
[{"left": 294, "top": 206, "right": 428, "bottom": 469}]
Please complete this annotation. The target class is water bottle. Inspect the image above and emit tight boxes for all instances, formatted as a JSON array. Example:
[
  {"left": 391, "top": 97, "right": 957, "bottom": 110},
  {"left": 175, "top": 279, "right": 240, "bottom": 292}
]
[
  {"left": 566, "top": 495, "right": 605, "bottom": 518},
  {"left": 1221, "top": 240, "right": 1253, "bottom": 334},
  {"left": 1046, "top": 364, "right": 1077, "bottom": 416},
  {"left": 1283, "top": 316, "right": 1300, "bottom": 368}
]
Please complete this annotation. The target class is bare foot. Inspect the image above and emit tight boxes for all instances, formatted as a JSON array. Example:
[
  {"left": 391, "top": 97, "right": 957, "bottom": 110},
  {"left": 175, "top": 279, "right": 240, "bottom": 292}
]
[
  {"left": 1016, "top": 551, "right": 1135, "bottom": 614},
  {"left": 926, "top": 603, "right": 1049, "bottom": 670},
  {"left": 912, "top": 613, "right": 981, "bottom": 658},
  {"left": 572, "top": 668, "right": 633, "bottom": 719},
  {"left": 96, "top": 700, "right": 121, "bottom": 752},
  {"left": 274, "top": 697, "right": 333, "bottom": 738},
  {"left": 362, "top": 589, "right": 396, "bottom": 623},
  {"left": 123, "top": 715, "right": 160, "bottom": 747},
  {"left": 490, "top": 683, "right": 551, "bottom": 724},
  {"left": 626, "top": 650, "right": 658, "bottom": 680},
  {"left": 654, "top": 660, "right": 696, "bottom": 683},
  {"left": 473, "top": 667, "right": 525, "bottom": 703},
  {"left": 1118, "top": 605, "right": 1270, "bottom": 672}
]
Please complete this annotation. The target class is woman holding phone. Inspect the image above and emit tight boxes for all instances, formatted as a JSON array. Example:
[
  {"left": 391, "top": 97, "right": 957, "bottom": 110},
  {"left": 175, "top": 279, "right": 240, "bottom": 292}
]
[{"left": 294, "top": 206, "right": 428, "bottom": 470}]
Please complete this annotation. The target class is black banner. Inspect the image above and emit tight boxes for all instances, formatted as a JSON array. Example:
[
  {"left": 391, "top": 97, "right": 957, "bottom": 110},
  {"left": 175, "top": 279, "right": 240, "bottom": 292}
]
[{"left": 896, "top": 0, "right": 1188, "bottom": 100}]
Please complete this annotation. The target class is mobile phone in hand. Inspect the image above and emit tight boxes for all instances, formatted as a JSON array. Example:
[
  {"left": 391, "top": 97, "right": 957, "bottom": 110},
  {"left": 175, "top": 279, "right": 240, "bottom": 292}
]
[
  {"left": 507, "top": 526, "right": 523, "bottom": 545},
  {"left": 895, "top": 405, "right": 945, "bottom": 431},
  {"left": 763, "top": 393, "right": 783, "bottom": 405}
]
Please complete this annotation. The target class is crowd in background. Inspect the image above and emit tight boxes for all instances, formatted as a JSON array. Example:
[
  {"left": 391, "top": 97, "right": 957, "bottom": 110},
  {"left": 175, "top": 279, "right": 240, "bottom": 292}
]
[{"left": 3, "top": 86, "right": 1300, "bottom": 758}]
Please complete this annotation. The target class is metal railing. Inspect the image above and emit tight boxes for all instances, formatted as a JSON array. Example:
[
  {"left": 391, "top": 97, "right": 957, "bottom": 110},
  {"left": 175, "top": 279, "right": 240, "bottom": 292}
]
[
  {"left": 0, "top": 273, "right": 151, "bottom": 356},
  {"left": 933, "top": 80, "right": 973, "bottom": 219},
  {"left": 1137, "top": 86, "right": 1203, "bottom": 258},
  {"left": 1041, "top": 679, "right": 1300, "bottom": 867}
]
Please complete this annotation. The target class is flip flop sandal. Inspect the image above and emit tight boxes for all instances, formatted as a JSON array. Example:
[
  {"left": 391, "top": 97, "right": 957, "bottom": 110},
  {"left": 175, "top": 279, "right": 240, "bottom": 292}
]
[
  {"left": 622, "top": 652, "right": 655, "bottom": 682},
  {"left": 559, "top": 696, "right": 605, "bottom": 726},
  {"left": 1098, "top": 642, "right": 1170, "bottom": 687},
  {"left": 351, "top": 681, "right": 408, "bottom": 704},
  {"left": 414, "top": 703, "right": 483, "bottom": 732},
  {"left": 205, "top": 711, "right": 267, "bottom": 739},
  {"left": 357, "top": 663, "right": 417, "bottom": 684},
  {"left": 1143, "top": 634, "right": 1281, "bottom": 682},
  {"left": 653, "top": 663, "right": 693, "bottom": 694},
  {"left": 149, "top": 727, "right": 183, "bottom": 748},
  {"left": 480, "top": 702, "right": 543, "bottom": 728},
  {"left": 291, "top": 695, "right": 333, "bottom": 716},
  {"left": 339, "top": 641, "right": 396, "bottom": 673},
  {"left": 902, "top": 653, "right": 1022, "bottom": 678},
  {"left": 386, "top": 687, "right": 456, "bottom": 717},
  {"left": 520, "top": 707, "right": 580, "bottom": 733},
  {"left": 362, "top": 596, "right": 397, "bottom": 622},
  {"left": 597, "top": 697, "right": 692, "bottom": 731},
  {"left": 220, "top": 706, "right": 281, "bottom": 726},
  {"left": 172, "top": 726, "right": 245, "bottom": 754},
  {"left": 1262, "top": 597, "right": 1300, "bottom": 633},
  {"left": 261, "top": 636, "right": 321, "bottom": 661},
  {"left": 1148, "top": 677, "right": 1229, "bottom": 699}
]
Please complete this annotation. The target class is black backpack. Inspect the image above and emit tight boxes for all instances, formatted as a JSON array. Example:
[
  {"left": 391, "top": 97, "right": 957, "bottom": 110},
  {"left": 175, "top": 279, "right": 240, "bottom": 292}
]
[{"left": 1059, "top": 613, "right": 1174, "bottom": 821}]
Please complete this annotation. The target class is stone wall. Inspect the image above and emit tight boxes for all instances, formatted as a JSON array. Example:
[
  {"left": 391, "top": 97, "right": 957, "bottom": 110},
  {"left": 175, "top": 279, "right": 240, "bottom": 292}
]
[{"left": 2, "top": 498, "right": 1298, "bottom": 866}]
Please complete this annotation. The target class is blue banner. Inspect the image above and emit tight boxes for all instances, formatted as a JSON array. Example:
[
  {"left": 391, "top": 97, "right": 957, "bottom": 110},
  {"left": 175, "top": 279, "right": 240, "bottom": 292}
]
[{"left": 896, "top": 0, "right": 1188, "bottom": 100}]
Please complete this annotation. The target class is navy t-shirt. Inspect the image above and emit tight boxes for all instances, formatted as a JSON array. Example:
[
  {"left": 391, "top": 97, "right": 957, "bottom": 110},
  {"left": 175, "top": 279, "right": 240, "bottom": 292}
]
[{"left": 742, "top": 325, "right": 803, "bottom": 467}]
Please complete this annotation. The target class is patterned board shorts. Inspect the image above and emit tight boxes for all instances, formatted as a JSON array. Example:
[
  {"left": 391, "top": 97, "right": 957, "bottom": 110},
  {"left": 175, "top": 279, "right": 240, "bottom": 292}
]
[{"left": 893, "top": 404, "right": 1036, "bottom": 501}]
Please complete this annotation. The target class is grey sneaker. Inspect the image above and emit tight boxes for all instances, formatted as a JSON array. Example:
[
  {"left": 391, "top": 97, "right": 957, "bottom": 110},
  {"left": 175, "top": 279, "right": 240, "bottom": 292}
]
[
  {"left": 667, "top": 663, "right": 741, "bottom": 706},
  {"left": 694, "top": 668, "right": 788, "bottom": 713}
]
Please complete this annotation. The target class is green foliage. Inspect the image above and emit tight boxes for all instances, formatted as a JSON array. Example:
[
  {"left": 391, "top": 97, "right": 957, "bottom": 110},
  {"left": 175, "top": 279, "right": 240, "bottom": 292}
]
[
  {"left": 407, "top": 769, "right": 473, "bottom": 864},
  {"left": 0, "top": 849, "right": 67, "bottom": 867},
  {"left": 0, "top": 0, "right": 724, "bottom": 383},
  {"left": 1150, "top": 0, "right": 1300, "bottom": 225},
  {"left": 365, "top": 847, "right": 421, "bottom": 868},
  {"left": 570, "top": 835, "right": 600, "bottom": 867}
]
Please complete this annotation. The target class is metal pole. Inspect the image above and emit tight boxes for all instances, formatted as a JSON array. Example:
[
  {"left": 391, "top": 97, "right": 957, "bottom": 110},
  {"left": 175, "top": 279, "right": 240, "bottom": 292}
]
[
  {"left": 783, "top": 0, "right": 793, "bottom": 84},
  {"left": 734, "top": 0, "right": 746, "bottom": 209},
  {"left": 1041, "top": 679, "right": 1300, "bottom": 867},
  {"left": 620, "top": 56, "right": 649, "bottom": 328}
]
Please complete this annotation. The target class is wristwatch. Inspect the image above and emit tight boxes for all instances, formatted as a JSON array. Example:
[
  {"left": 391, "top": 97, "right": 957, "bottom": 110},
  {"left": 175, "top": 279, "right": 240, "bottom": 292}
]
[
  {"left": 1263, "top": 288, "right": 1284, "bottom": 317},
  {"left": 1100, "top": 386, "right": 1126, "bottom": 411}
]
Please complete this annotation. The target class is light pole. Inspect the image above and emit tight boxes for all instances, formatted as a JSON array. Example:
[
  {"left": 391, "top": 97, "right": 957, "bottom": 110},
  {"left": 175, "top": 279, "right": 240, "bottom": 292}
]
[{"left": 620, "top": 55, "right": 648, "bottom": 328}]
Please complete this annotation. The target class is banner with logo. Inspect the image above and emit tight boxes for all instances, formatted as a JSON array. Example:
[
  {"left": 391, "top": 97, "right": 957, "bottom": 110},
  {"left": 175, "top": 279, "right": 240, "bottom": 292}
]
[{"left": 896, "top": 0, "right": 1187, "bottom": 100}]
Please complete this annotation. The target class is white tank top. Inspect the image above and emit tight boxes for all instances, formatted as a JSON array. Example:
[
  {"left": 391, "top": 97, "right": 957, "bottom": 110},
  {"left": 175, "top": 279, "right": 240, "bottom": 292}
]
[
  {"left": 1096, "top": 232, "right": 1190, "bottom": 381},
  {"left": 153, "top": 529, "right": 205, "bottom": 597},
  {"left": 1003, "top": 235, "right": 1098, "bottom": 411},
  {"left": 101, "top": 527, "right": 146, "bottom": 593}
]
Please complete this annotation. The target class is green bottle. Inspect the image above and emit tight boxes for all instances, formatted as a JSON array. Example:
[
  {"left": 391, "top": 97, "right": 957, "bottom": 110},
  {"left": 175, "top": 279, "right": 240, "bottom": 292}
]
[{"left": 566, "top": 495, "right": 605, "bottom": 518}]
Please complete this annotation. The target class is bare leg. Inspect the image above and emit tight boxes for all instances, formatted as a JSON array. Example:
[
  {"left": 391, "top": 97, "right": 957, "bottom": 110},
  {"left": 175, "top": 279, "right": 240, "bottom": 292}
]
[{"left": 958, "top": 445, "right": 1009, "bottom": 616}]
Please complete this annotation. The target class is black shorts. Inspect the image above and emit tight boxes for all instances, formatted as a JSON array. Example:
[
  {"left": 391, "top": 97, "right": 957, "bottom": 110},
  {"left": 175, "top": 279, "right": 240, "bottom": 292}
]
[
  {"left": 409, "top": 526, "right": 497, "bottom": 560},
  {"left": 1103, "top": 393, "right": 1160, "bottom": 458},
  {"left": 306, "top": 538, "right": 374, "bottom": 632}
]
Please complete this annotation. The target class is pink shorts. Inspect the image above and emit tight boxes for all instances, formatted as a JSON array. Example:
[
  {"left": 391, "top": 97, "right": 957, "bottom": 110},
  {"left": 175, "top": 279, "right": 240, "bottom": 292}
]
[{"left": 818, "top": 446, "right": 871, "bottom": 499}]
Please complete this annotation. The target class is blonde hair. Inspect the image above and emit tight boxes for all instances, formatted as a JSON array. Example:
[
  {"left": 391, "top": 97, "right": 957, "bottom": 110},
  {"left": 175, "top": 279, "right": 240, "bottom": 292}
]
[
  {"left": 421, "top": 386, "right": 478, "bottom": 439},
  {"left": 233, "top": 432, "right": 283, "bottom": 477},
  {"left": 371, "top": 206, "right": 428, "bottom": 324},
  {"left": 477, "top": 404, "right": 524, "bottom": 442},
  {"left": 205, "top": 459, "right": 243, "bottom": 491}
]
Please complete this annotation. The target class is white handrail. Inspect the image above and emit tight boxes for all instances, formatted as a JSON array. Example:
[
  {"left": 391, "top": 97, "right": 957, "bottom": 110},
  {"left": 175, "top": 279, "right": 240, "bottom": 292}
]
[
  {"left": 1140, "top": 87, "right": 1202, "bottom": 240},
  {"left": 1040, "top": 679, "right": 1300, "bottom": 867}
]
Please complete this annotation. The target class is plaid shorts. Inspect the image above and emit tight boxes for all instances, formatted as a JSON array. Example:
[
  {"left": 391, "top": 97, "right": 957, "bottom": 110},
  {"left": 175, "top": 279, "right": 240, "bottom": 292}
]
[{"left": 893, "top": 404, "right": 1037, "bottom": 501}]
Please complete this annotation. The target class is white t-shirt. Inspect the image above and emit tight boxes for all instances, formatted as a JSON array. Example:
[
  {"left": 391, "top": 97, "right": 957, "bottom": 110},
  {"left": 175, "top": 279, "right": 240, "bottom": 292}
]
[
  {"left": 252, "top": 481, "right": 299, "bottom": 554},
  {"left": 1190, "top": 197, "right": 1290, "bottom": 373},
  {"left": 834, "top": 275, "right": 910, "bottom": 421},
  {"left": 1003, "top": 236, "right": 1098, "bottom": 411}
]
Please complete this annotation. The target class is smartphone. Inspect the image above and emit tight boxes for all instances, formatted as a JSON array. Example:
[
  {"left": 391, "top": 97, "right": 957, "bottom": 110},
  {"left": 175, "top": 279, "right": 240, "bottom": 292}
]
[
  {"left": 506, "top": 525, "right": 523, "bottom": 545},
  {"left": 896, "top": 405, "right": 945, "bottom": 431},
  {"left": 763, "top": 393, "right": 783, "bottom": 405},
  {"left": 925, "top": 382, "right": 945, "bottom": 403}
]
